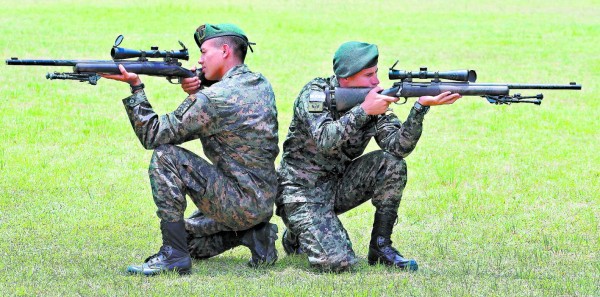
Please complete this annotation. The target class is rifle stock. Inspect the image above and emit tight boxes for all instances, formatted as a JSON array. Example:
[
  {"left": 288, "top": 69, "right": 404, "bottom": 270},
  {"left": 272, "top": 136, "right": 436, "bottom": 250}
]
[{"left": 75, "top": 61, "right": 196, "bottom": 81}]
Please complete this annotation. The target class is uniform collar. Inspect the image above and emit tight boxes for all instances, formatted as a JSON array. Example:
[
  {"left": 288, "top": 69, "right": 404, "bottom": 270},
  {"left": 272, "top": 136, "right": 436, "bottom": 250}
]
[{"left": 222, "top": 64, "right": 250, "bottom": 80}]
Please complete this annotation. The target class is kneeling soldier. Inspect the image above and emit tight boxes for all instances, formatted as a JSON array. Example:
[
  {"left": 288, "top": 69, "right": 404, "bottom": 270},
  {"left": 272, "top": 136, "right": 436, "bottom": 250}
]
[
  {"left": 276, "top": 41, "right": 461, "bottom": 272},
  {"left": 102, "top": 23, "right": 279, "bottom": 275}
]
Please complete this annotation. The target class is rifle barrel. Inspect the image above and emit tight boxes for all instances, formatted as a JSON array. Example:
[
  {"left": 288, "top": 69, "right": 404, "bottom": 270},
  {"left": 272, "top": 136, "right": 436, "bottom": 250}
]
[
  {"left": 5, "top": 58, "right": 105, "bottom": 66},
  {"left": 482, "top": 83, "right": 582, "bottom": 90}
]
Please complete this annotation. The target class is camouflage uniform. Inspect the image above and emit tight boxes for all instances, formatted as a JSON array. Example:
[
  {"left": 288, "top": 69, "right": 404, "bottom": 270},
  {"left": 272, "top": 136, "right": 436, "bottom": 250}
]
[
  {"left": 276, "top": 76, "right": 428, "bottom": 271},
  {"left": 122, "top": 64, "right": 279, "bottom": 257}
]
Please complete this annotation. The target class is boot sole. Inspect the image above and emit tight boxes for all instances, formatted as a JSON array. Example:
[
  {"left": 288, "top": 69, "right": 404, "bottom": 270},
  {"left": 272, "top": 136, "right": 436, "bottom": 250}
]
[
  {"left": 368, "top": 258, "right": 418, "bottom": 271},
  {"left": 127, "top": 266, "right": 192, "bottom": 276}
]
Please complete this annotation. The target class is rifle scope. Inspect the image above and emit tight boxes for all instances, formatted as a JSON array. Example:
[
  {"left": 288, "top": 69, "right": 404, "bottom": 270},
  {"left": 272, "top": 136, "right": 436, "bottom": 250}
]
[
  {"left": 110, "top": 34, "right": 189, "bottom": 60},
  {"left": 389, "top": 67, "right": 477, "bottom": 82},
  {"left": 111, "top": 47, "right": 189, "bottom": 60}
]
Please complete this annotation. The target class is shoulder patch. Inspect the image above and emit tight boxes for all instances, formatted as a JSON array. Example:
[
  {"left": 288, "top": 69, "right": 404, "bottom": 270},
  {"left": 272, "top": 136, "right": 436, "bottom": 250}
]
[
  {"left": 308, "top": 90, "right": 326, "bottom": 113},
  {"left": 174, "top": 95, "right": 197, "bottom": 118}
]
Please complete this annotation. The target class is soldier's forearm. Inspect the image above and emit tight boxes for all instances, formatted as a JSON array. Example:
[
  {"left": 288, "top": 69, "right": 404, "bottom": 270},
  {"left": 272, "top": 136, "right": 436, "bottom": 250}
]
[
  {"left": 376, "top": 107, "right": 426, "bottom": 158},
  {"left": 311, "top": 105, "right": 373, "bottom": 152}
]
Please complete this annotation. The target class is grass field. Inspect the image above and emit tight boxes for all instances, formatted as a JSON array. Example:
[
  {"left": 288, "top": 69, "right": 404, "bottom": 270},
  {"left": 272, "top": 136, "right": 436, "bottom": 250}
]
[{"left": 0, "top": 0, "right": 598, "bottom": 296}]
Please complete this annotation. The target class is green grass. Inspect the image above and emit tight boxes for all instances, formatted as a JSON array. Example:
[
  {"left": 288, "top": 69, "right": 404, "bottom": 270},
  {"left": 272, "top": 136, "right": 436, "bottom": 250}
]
[{"left": 0, "top": 0, "right": 598, "bottom": 296}]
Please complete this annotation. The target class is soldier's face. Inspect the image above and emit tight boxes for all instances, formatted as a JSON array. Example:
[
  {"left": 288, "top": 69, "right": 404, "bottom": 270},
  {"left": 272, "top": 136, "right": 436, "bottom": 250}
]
[
  {"left": 340, "top": 66, "right": 380, "bottom": 88},
  {"left": 199, "top": 39, "right": 225, "bottom": 81}
]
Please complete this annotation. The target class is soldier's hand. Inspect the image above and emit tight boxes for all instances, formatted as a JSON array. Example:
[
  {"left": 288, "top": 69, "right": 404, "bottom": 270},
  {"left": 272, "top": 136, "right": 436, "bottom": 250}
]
[
  {"left": 418, "top": 91, "right": 462, "bottom": 106},
  {"left": 360, "top": 86, "right": 399, "bottom": 115},
  {"left": 181, "top": 66, "right": 201, "bottom": 95},
  {"left": 100, "top": 64, "right": 142, "bottom": 86}
]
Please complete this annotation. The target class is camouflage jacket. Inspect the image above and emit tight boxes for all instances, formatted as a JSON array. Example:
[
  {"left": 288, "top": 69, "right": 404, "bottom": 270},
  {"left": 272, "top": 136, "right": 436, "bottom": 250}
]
[
  {"left": 277, "top": 76, "right": 428, "bottom": 205},
  {"left": 122, "top": 64, "right": 279, "bottom": 203}
]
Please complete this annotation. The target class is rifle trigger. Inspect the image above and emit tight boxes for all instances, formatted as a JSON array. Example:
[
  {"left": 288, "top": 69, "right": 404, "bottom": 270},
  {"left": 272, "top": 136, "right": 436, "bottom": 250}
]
[{"left": 393, "top": 97, "right": 408, "bottom": 105}]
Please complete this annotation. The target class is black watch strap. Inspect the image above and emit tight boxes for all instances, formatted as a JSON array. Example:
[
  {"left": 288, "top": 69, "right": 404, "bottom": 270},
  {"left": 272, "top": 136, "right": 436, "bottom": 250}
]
[
  {"left": 414, "top": 101, "right": 430, "bottom": 115},
  {"left": 130, "top": 83, "right": 145, "bottom": 94}
]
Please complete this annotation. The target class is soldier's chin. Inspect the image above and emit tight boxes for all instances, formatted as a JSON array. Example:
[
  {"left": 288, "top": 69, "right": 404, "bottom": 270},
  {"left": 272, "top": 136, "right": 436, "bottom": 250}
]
[{"left": 203, "top": 71, "right": 217, "bottom": 81}]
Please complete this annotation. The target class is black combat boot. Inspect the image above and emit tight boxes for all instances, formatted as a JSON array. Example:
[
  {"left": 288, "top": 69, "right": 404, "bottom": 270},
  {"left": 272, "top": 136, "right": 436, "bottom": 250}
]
[
  {"left": 240, "top": 222, "right": 279, "bottom": 267},
  {"left": 367, "top": 212, "right": 418, "bottom": 271},
  {"left": 127, "top": 221, "right": 192, "bottom": 276},
  {"left": 282, "top": 228, "right": 304, "bottom": 255}
]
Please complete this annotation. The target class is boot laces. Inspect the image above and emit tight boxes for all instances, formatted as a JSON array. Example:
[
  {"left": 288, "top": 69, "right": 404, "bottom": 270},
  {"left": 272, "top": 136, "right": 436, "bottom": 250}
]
[
  {"left": 382, "top": 245, "right": 403, "bottom": 258},
  {"left": 378, "top": 238, "right": 404, "bottom": 258},
  {"left": 143, "top": 246, "right": 170, "bottom": 263}
]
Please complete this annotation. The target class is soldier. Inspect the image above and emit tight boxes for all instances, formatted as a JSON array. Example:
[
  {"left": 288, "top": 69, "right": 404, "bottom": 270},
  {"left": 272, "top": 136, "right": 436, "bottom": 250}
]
[
  {"left": 102, "top": 23, "right": 279, "bottom": 275},
  {"left": 276, "top": 41, "right": 461, "bottom": 272}
]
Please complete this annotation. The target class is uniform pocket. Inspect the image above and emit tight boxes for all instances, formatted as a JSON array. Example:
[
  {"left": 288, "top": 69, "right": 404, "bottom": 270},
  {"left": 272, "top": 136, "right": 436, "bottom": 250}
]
[{"left": 180, "top": 164, "right": 207, "bottom": 196}]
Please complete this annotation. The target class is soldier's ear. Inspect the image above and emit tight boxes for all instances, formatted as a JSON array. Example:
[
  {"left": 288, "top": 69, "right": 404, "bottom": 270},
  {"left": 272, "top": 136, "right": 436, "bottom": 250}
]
[{"left": 222, "top": 44, "right": 230, "bottom": 58}]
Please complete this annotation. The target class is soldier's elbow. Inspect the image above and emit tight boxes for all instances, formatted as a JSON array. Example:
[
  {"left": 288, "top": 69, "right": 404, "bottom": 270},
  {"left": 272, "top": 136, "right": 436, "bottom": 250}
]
[{"left": 140, "top": 140, "right": 159, "bottom": 150}]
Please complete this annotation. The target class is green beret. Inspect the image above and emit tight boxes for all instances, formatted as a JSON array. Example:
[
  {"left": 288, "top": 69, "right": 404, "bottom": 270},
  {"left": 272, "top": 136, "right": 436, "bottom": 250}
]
[
  {"left": 333, "top": 41, "right": 379, "bottom": 78},
  {"left": 194, "top": 23, "right": 255, "bottom": 52}
]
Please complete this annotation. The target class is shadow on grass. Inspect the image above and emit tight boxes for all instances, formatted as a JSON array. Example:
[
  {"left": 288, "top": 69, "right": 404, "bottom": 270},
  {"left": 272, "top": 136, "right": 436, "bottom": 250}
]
[{"left": 188, "top": 253, "right": 312, "bottom": 277}]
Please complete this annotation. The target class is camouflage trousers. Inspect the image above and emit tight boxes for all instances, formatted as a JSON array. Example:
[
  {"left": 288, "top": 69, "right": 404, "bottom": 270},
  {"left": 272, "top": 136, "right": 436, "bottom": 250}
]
[
  {"left": 149, "top": 144, "right": 269, "bottom": 234},
  {"left": 278, "top": 150, "right": 407, "bottom": 272},
  {"left": 149, "top": 144, "right": 274, "bottom": 257}
]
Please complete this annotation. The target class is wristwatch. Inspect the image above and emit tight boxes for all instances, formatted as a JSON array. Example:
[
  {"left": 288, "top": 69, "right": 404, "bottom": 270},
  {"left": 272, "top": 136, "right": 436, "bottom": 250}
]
[
  {"left": 413, "top": 101, "right": 430, "bottom": 114},
  {"left": 130, "top": 83, "right": 145, "bottom": 94}
]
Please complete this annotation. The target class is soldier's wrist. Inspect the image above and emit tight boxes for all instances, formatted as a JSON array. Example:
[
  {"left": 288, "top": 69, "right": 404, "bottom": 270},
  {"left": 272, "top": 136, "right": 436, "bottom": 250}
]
[
  {"left": 413, "top": 101, "right": 430, "bottom": 115},
  {"left": 130, "top": 83, "right": 145, "bottom": 94}
]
